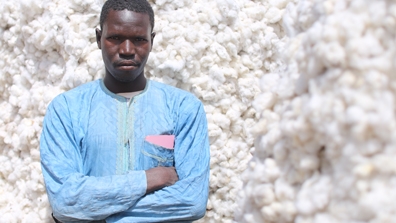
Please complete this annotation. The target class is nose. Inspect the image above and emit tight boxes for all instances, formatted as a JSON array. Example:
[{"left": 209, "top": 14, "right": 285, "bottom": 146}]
[{"left": 119, "top": 40, "right": 135, "bottom": 57}]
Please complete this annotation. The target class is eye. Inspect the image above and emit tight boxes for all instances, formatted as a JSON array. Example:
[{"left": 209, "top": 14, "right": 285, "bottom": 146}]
[
  {"left": 108, "top": 36, "right": 120, "bottom": 40},
  {"left": 135, "top": 37, "right": 147, "bottom": 42}
]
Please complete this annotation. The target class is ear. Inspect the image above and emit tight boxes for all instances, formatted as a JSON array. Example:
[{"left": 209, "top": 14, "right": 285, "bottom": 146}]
[
  {"left": 96, "top": 28, "right": 102, "bottom": 49},
  {"left": 150, "top": 32, "right": 156, "bottom": 49}
]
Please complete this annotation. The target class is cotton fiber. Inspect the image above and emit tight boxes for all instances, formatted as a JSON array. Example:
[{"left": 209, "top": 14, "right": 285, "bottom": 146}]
[
  {"left": 238, "top": 0, "right": 396, "bottom": 222},
  {"left": 0, "top": 0, "right": 290, "bottom": 222}
]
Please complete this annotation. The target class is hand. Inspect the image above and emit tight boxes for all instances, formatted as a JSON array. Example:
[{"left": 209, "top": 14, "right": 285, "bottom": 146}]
[{"left": 145, "top": 166, "right": 179, "bottom": 194}]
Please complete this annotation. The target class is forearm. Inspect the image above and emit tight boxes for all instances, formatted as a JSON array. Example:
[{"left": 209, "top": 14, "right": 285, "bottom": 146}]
[
  {"left": 106, "top": 176, "right": 209, "bottom": 223},
  {"left": 43, "top": 168, "right": 147, "bottom": 222},
  {"left": 41, "top": 97, "right": 150, "bottom": 221},
  {"left": 145, "top": 166, "right": 178, "bottom": 194},
  {"left": 106, "top": 157, "right": 209, "bottom": 223}
]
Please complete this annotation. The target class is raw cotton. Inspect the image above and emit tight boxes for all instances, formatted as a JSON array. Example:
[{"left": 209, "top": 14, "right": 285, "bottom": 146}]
[
  {"left": 0, "top": 0, "right": 290, "bottom": 222},
  {"left": 238, "top": 0, "right": 396, "bottom": 222}
]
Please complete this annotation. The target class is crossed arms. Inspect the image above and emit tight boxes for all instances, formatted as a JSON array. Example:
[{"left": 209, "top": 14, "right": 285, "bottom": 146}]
[{"left": 40, "top": 95, "right": 210, "bottom": 222}]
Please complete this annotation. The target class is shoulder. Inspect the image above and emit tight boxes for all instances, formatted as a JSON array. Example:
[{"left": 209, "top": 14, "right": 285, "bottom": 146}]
[
  {"left": 149, "top": 80, "right": 202, "bottom": 106},
  {"left": 63, "top": 80, "right": 101, "bottom": 98},
  {"left": 147, "top": 81, "right": 206, "bottom": 123},
  {"left": 48, "top": 80, "right": 101, "bottom": 109}
]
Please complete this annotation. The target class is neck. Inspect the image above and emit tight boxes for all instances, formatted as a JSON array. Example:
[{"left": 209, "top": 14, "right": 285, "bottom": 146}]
[{"left": 103, "top": 73, "right": 147, "bottom": 93}]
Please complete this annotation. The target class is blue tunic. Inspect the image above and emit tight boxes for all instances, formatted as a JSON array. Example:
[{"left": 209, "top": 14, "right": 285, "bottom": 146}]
[{"left": 40, "top": 79, "right": 210, "bottom": 222}]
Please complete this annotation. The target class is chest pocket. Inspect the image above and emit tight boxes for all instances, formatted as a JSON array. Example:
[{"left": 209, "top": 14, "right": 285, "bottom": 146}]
[{"left": 141, "top": 140, "right": 174, "bottom": 168}]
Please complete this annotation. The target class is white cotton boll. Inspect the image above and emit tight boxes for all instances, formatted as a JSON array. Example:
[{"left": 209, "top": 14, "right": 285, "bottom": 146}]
[
  {"left": 372, "top": 155, "right": 396, "bottom": 174},
  {"left": 201, "top": 91, "right": 217, "bottom": 101},
  {"left": 293, "top": 1, "right": 317, "bottom": 31},
  {"left": 315, "top": 41, "right": 346, "bottom": 68},
  {"left": 299, "top": 155, "right": 319, "bottom": 171},
  {"left": 240, "top": 25, "right": 253, "bottom": 42},
  {"left": 347, "top": 34, "right": 384, "bottom": 58},
  {"left": 8, "top": 94, "right": 19, "bottom": 108},
  {"left": 276, "top": 75, "right": 296, "bottom": 99},
  {"left": 158, "top": 59, "right": 185, "bottom": 73},
  {"left": 0, "top": 3, "right": 19, "bottom": 27},
  {"left": 210, "top": 42, "right": 231, "bottom": 61},
  {"left": 302, "top": 139, "right": 323, "bottom": 154},
  {"left": 278, "top": 201, "right": 297, "bottom": 222},
  {"left": 0, "top": 103, "right": 13, "bottom": 126},
  {"left": 17, "top": 119, "right": 37, "bottom": 145},
  {"left": 72, "top": 65, "right": 92, "bottom": 87},
  {"left": 216, "top": 0, "right": 239, "bottom": 26},
  {"left": 61, "top": 58, "right": 79, "bottom": 89},
  {"left": 260, "top": 204, "right": 277, "bottom": 222},
  {"left": 209, "top": 65, "right": 226, "bottom": 84},
  {"left": 348, "top": 0, "right": 364, "bottom": 13},
  {"left": 340, "top": 13, "right": 367, "bottom": 39},
  {"left": 30, "top": 29, "right": 49, "bottom": 51},
  {"left": 368, "top": 1, "right": 387, "bottom": 26},
  {"left": 253, "top": 92, "right": 277, "bottom": 114},
  {"left": 233, "top": 59, "right": 250, "bottom": 76},
  {"left": 283, "top": 3, "right": 299, "bottom": 37},
  {"left": 272, "top": 140, "right": 289, "bottom": 161},
  {"left": 0, "top": 156, "right": 12, "bottom": 176},
  {"left": 250, "top": 161, "right": 272, "bottom": 184},
  {"left": 201, "top": 7, "right": 223, "bottom": 26},
  {"left": 226, "top": 108, "right": 242, "bottom": 123},
  {"left": 199, "top": 55, "right": 217, "bottom": 70},
  {"left": 1, "top": 30, "right": 14, "bottom": 48},
  {"left": 239, "top": 54, "right": 256, "bottom": 70},
  {"left": 346, "top": 105, "right": 366, "bottom": 125},
  {"left": 269, "top": 0, "right": 289, "bottom": 9},
  {"left": 313, "top": 213, "right": 337, "bottom": 223},
  {"left": 241, "top": 117, "right": 256, "bottom": 136},
  {"left": 207, "top": 123, "right": 222, "bottom": 138},
  {"left": 353, "top": 163, "right": 375, "bottom": 178},
  {"left": 357, "top": 181, "right": 395, "bottom": 220},
  {"left": 274, "top": 178, "right": 295, "bottom": 200},
  {"left": 154, "top": 0, "right": 167, "bottom": 7},
  {"left": 265, "top": 7, "right": 283, "bottom": 24},
  {"left": 264, "top": 159, "right": 281, "bottom": 182},
  {"left": 259, "top": 73, "right": 281, "bottom": 93},
  {"left": 261, "top": 32, "right": 278, "bottom": 51},
  {"left": 299, "top": 60, "right": 321, "bottom": 88},
  {"left": 39, "top": 55, "right": 65, "bottom": 82},
  {"left": 238, "top": 78, "right": 260, "bottom": 103},
  {"left": 212, "top": 113, "right": 231, "bottom": 130},
  {"left": 243, "top": 211, "right": 265, "bottom": 223},
  {"left": 1, "top": 213, "right": 17, "bottom": 223},
  {"left": 296, "top": 175, "right": 331, "bottom": 215}
]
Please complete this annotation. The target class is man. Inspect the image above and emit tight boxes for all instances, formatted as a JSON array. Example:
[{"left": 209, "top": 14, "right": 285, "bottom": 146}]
[{"left": 40, "top": 0, "right": 210, "bottom": 222}]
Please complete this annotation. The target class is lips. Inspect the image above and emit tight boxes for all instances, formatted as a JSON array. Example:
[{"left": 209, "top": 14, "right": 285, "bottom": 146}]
[
  {"left": 116, "top": 60, "right": 139, "bottom": 71},
  {"left": 117, "top": 60, "right": 139, "bottom": 68}
]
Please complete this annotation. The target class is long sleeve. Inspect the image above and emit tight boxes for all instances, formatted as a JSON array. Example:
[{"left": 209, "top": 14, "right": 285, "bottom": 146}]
[
  {"left": 106, "top": 100, "right": 210, "bottom": 223},
  {"left": 40, "top": 95, "right": 147, "bottom": 222}
]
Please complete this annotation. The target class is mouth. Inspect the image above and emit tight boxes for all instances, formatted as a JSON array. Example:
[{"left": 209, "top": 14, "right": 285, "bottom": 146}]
[{"left": 117, "top": 61, "right": 139, "bottom": 70}]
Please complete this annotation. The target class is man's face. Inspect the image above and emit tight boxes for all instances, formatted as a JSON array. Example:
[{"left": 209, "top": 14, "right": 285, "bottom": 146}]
[{"left": 96, "top": 10, "right": 154, "bottom": 83}]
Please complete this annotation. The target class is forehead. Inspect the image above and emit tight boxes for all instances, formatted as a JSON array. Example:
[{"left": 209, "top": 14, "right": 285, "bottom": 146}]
[{"left": 103, "top": 9, "right": 151, "bottom": 33}]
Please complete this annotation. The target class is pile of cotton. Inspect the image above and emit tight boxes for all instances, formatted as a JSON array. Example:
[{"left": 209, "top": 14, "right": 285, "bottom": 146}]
[
  {"left": 0, "top": 1, "right": 103, "bottom": 222},
  {"left": 0, "top": 0, "right": 290, "bottom": 222},
  {"left": 147, "top": 0, "right": 292, "bottom": 222},
  {"left": 238, "top": 0, "right": 396, "bottom": 222}
]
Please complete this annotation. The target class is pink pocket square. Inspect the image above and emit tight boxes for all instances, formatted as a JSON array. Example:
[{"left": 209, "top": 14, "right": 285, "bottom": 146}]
[{"left": 145, "top": 135, "right": 175, "bottom": 149}]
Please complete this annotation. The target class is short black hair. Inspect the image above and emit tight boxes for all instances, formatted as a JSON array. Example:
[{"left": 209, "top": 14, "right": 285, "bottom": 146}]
[{"left": 99, "top": 0, "right": 154, "bottom": 31}]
